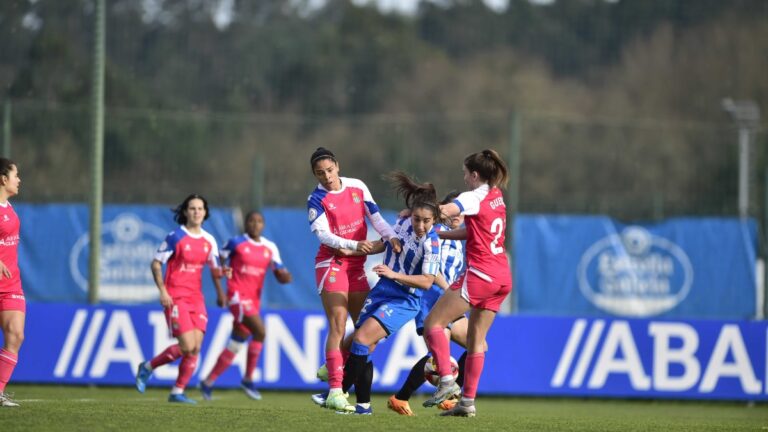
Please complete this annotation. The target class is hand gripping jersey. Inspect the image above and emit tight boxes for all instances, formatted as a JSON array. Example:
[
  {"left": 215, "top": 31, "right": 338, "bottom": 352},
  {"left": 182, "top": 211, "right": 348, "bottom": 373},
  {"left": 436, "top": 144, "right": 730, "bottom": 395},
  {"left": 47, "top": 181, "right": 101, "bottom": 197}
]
[
  {"left": 0, "top": 202, "right": 21, "bottom": 294},
  {"left": 453, "top": 184, "right": 512, "bottom": 283},
  {"left": 154, "top": 226, "right": 220, "bottom": 300},
  {"left": 307, "top": 177, "right": 395, "bottom": 266},
  {"left": 221, "top": 234, "right": 284, "bottom": 300}
]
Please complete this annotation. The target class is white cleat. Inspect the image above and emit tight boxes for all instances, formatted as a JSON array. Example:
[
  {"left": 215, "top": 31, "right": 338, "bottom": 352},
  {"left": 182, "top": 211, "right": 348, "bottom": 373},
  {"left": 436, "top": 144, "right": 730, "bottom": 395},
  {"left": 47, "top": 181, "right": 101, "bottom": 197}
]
[
  {"left": 0, "top": 392, "right": 20, "bottom": 407},
  {"left": 439, "top": 400, "right": 476, "bottom": 417}
]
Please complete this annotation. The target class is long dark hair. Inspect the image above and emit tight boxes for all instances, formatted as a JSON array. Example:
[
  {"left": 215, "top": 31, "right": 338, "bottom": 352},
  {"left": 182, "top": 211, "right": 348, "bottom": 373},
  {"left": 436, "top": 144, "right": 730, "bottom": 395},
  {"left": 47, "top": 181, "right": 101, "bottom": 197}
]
[
  {"left": 386, "top": 171, "right": 439, "bottom": 220},
  {"left": 0, "top": 158, "right": 16, "bottom": 178},
  {"left": 172, "top": 194, "right": 210, "bottom": 226},
  {"left": 464, "top": 149, "right": 509, "bottom": 189}
]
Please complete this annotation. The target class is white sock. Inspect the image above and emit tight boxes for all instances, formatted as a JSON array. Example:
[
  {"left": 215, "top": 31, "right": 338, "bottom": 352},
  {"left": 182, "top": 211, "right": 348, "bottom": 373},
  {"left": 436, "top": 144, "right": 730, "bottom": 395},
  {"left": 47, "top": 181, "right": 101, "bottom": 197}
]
[
  {"left": 143, "top": 361, "right": 154, "bottom": 372},
  {"left": 170, "top": 387, "right": 184, "bottom": 395},
  {"left": 358, "top": 403, "right": 370, "bottom": 409}
]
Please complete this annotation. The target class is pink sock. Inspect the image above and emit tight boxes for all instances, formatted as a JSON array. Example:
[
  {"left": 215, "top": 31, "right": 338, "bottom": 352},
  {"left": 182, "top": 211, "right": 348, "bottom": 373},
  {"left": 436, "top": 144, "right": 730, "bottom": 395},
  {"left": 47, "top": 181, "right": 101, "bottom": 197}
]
[
  {"left": 150, "top": 344, "right": 182, "bottom": 369},
  {"left": 0, "top": 349, "right": 18, "bottom": 393},
  {"left": 326, "top": 349, "right": 344, "bottom": 388},
  {"left": 245, "top": 341, "right": 263, "bottom": 381},
  {"left": 206, "top": 349, "right": 236, "bottom": 384},
  {"left": 462, "top": 352, "right": 485, "bottom": 399},
  {"left": 175, "top": 354, "right": 198, "bottom": 391},
  {"left": 426, "top": 327, "right": 452, "bottom": 377}
]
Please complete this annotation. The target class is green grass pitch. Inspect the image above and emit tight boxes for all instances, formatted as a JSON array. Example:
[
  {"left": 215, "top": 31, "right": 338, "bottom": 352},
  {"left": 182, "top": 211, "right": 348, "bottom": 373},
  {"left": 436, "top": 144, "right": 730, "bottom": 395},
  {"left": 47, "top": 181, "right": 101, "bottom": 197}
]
[{"left": 1, "top": 385, "right": 765, "bottom": 431}]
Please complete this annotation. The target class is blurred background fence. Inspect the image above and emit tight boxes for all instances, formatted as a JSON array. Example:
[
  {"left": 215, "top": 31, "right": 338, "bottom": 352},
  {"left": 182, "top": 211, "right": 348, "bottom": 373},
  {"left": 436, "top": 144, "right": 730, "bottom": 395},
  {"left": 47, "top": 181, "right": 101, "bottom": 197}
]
[{"left": 7, "top": 99, "right": 764, "bottom": 221}]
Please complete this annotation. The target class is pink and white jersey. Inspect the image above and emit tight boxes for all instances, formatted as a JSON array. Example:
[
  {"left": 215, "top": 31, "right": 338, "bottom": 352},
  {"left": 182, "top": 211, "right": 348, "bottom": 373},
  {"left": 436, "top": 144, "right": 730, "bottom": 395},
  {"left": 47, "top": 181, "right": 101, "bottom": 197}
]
[
  {"left": 307, "top": 177, "right": 394, "bottom": 266},
  {"left": 221, "top": 234, "right": 284, "bottom": 300},
  {"left": 154, "top": 226, "right": 220, "bottom": 300},
  {"left": 0, "top": 201, "right": 21, "bottom": 294},
  {"left": 453, "top": 184, "right": 512, "bottom": 283}
]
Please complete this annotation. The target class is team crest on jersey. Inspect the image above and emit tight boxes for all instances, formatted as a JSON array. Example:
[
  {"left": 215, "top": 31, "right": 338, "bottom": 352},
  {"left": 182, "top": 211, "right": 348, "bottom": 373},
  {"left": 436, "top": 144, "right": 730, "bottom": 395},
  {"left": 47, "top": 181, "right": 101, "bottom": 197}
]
[
  {"left": 329, "top": 276, "right": 336, "bottom": 283},
  {"left": 244, "top": 246, "right": 250, "bottom": 254},
  {"left": 352, "top": 193, "right": 361, "bottom": 204},
  {"left": 308, "top": 208, "right": 317, "bottom": 222},
  {"left": 2, "top": 214, "right": 8, "bottom": 222},
  {"left": 263, "top": 249, "right": 270, "bottom": 258},
  {"left": 184, "top": 244, "right": 191, "bottom": 251},
  {"left": 204, "top": 244, "right": 209, "bottom": 253}
]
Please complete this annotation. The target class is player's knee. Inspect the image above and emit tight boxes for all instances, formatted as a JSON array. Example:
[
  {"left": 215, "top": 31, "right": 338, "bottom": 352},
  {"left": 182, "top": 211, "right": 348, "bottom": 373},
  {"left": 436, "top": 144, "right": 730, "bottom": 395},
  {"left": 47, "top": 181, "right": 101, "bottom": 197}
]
[{"left": 4, "top": 330, "right": 23, "bottom": 350}]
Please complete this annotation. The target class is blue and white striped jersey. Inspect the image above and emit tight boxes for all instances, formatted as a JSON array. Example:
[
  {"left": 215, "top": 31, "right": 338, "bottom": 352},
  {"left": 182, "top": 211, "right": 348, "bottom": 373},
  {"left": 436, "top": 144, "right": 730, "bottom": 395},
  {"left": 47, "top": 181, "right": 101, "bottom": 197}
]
[
  {"left": 376, "top": 216, "right": 441, "bottom": 299},
  {"left": 435, "top": 223, "right": 464, "bottom": 285}
]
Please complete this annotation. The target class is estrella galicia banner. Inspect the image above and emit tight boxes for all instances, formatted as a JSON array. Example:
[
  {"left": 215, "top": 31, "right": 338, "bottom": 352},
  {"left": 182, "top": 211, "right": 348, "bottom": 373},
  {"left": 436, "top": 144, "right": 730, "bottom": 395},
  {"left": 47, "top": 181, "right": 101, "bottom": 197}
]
[
  {"left": 7, "top": 304, "right": 767, "bottom": 401},
  {"left": 515, "top": 215, "right": 758, "bottom": 319}
]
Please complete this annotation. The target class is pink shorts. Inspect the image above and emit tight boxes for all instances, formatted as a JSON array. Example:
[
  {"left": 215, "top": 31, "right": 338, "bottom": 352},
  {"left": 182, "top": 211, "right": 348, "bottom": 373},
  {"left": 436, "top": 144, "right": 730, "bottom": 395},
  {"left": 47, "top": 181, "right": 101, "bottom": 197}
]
[
  {"left": 0, "top": 291, "right": 25, "bottom": 313},
  {"left": 451, "top": 268, "right": 512, "bottom": 312},
  {"left": 228, "top": 292, "right": 259, "bottom": 335},
  {"left": 315, "top": 258, "right": 369, "bottom": 294},
  {"left": 164, "top": 298, "right": 208, "bottom": 337}
]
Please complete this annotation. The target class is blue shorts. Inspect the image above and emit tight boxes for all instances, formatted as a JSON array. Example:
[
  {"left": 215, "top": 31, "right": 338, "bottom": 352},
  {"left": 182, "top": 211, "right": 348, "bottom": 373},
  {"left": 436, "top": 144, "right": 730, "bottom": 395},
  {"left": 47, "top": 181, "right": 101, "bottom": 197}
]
[
  {"left": 356, "top": 282, "right": 420, "bottom": 336},
  {"left": 415, "top": 285, "right": 442, "bottom": 333}
]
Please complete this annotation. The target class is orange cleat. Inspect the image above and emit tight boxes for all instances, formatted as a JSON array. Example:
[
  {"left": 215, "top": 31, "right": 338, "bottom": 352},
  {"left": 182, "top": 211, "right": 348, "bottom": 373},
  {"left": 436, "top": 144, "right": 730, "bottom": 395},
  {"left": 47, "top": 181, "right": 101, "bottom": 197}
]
[
  {"left": 387, "top": 395, "right": 414, "bottom": 416},
  {"left": 437, "top": 398, "right": 457, "bottom": 411}
]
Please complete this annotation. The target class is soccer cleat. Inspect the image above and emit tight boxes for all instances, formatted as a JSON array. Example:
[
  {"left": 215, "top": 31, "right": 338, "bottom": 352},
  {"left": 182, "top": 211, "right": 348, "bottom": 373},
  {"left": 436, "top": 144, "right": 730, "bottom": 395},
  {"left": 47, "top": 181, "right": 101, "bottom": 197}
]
[
  {"left": 311, "top": 390, "right": 329, "bottom": 407},
  {"left": 199, "top": 381, "right": 213, "bottom": 401},
  {"left": 387, "top": 395, "right": 414, "bottom": 416},
  {"left": 168, "top": 393, "right": 197, "bottom": 404},
  {"left": 336, "top": 404, "right": 372, "bottom": 415},
  {"left": 437, "top": 398, "right": 458, "bottom": 411},
  {"left": 437, "top": 387, "right": 461, "bottom": 410},
  {"left": 316, "top": 364, "right": 329, "bottom": 382},
  {"left": 240, "top": 380, "right": 262, "bottom": 400},
  {"left": 135, "top": 362, "right": 151, "bottom": 394},
  {"left": 423, "top": 380, "right": 461, "bottom": 407},
  {"left": 0, "top": 392, "right": 19, "bottom": 407},
  {"left": 325, "top": 390, "right": 355, "bottom": 413},
  {"left": 439, "top": 400, "right": 476, "bottom": 417}
]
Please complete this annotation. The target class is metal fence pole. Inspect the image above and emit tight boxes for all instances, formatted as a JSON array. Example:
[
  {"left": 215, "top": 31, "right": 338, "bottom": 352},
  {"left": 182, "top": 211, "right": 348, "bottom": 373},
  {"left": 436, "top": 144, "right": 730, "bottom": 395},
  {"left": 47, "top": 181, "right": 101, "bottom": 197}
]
[
  {"left": 2, "top": 99, "right": 10, "bottom": 158},
  {"left": 88, "top": 0, "right": 106, "bottom": 304},
  {"left": 507, "top": 111, "right": 521, "bottom": 314}
]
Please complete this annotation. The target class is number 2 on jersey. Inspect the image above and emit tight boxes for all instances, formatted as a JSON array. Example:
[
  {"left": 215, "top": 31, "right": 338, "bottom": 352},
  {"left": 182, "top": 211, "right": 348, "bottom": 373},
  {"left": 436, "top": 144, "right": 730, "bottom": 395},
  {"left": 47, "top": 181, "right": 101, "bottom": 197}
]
[{"left": 489, "top": 217, "right": 504, "bottom": 255}]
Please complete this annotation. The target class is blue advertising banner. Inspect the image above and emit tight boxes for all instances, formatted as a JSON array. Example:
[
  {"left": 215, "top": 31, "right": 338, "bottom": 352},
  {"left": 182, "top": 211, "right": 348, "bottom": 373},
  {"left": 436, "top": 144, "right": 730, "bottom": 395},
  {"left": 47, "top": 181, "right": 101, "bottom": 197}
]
[
  {"left": 15, "top": 204, "right": 241, "bottom": 304},
  {"left": 6, "top": 304, "right": 767, "bottom": 401},
  {"left": 15, "top": 204, "right": 395, "bottom": 310},
  {"left": 515, "top": 215, "right": 758, "bottom": 319}
]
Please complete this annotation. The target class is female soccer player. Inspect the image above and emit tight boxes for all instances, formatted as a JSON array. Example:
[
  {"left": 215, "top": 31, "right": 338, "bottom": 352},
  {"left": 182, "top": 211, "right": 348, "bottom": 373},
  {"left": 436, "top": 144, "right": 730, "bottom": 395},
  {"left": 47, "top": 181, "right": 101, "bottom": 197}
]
[
  {"left": 335, "top": 172, "right": 442, "bottom": 415},
  {"left": 307, "top": 147, "right": 401, "bottom": 412},
  {"left": 199, "top": 210, "right": 292, "bottom": 401},
  {"left": 0, "top": 159, "right": 22, "bottom": 407},
  {"left": 422, "top": 149, "right": 512, "bottom": 417},
  {"left": 387, "top": 192, "right": 474, "bottom": 416},
  {"left": 135, "top": 194, "right": 226, "bottom": 404}
]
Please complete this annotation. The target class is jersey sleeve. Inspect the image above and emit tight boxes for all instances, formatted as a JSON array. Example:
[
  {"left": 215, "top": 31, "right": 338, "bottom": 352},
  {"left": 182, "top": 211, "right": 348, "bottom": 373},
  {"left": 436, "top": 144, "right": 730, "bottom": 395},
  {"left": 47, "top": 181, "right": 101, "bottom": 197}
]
[
  {"left": 220, "top": 238, "right": 235, "bottom": 262},
  {"left": 264, "top": 238, "right": 285, "bottom": 270},
  {"left": 154, "top": 231, "right": 178, "bottom": 264},
  {"left": 420, "top": 231, "right": 441, "bottom": 276},
  {"left": 454, "top": 186, "right": 487, "bottom": 216},
  {"left": 203, "top": 232, "right": 220, "bottom": 269}
]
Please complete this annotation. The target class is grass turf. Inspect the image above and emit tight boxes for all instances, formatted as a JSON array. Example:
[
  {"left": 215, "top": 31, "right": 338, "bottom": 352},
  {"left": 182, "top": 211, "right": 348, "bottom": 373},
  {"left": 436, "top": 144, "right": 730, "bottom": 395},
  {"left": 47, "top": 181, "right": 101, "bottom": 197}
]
[{"left": 0, "top": 385, "right": 765, "bottom": 431}]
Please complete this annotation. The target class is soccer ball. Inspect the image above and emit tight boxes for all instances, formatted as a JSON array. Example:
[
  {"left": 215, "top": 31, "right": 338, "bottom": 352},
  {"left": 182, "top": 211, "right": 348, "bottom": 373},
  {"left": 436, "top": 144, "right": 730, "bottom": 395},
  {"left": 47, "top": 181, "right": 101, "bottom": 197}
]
[{"left": 423, "top": 355, "right": 459, "bottom": 387}]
